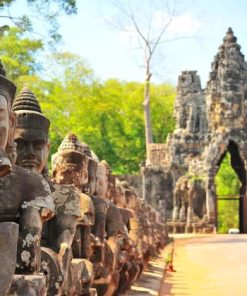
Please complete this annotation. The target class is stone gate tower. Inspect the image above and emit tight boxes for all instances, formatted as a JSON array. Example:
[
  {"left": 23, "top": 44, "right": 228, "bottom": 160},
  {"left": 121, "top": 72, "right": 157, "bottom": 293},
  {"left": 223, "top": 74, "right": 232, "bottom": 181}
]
[{"left": 144, "top": 28, "right": 247, "bottom": 233}]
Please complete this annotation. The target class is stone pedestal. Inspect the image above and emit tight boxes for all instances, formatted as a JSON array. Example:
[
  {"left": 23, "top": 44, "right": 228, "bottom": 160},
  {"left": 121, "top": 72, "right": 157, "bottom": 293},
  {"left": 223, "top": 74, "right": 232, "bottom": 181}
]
[
  {"left": 89, "top": 288, "right": 98, "bottom": 295},
  {"left": 9, "top": 274, "right": 46, "bottom": 296},
  {"left": 0, "top": 222, "right": 19, "bottom": 295},
  {"left": 185, "top": 223, "right": 193, "bottom": 233},
  {"left": 67, "top": 258, "right": 94, "bottom": 295},
  {"left": 202, "top": 225, "right": 215, "bottom": 233},
  {"left": 173, "top": 222, "right": 186, "bottom": 233}
]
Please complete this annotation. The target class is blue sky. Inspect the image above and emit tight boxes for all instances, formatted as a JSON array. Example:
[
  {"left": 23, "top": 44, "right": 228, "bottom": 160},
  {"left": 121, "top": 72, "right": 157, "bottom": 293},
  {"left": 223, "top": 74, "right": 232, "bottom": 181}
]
[{"left": 6, "top": 0, "right": 247, "bottom": 87}]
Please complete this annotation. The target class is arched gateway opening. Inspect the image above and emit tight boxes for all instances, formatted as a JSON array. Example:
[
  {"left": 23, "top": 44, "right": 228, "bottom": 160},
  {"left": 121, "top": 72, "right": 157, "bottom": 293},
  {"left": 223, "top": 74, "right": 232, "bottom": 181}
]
[{"left": 215, "top": 141, "right": 246, "bottom": 233}]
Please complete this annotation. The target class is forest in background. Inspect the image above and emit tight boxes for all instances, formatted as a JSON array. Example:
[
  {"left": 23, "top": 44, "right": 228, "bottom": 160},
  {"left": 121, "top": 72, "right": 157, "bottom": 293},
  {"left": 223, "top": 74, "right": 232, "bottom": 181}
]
[{"left": 1, "top": 27, "right": 175, "bottom": 173}]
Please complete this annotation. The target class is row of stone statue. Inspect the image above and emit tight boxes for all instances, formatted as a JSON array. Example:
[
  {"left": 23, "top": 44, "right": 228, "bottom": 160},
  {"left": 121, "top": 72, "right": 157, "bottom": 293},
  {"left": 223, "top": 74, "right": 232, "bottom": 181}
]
[{"left": 0, "top": 62, "right": 167, "bottom": 295}]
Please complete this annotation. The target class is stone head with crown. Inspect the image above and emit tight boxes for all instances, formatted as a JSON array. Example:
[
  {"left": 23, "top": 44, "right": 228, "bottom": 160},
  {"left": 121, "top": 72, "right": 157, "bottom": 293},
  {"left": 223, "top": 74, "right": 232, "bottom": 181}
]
[
  {"left": 51, "top": 133, "right": 88, "bottom": 188},
  {"left": 13, "top": 87, "right": 50, "bottom": 174}
]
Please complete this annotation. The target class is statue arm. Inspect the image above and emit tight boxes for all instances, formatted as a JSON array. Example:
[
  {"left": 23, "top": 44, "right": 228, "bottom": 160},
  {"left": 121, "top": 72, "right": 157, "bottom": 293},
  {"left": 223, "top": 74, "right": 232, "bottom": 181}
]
[
  {"left": 50, "top": 214, "right": 78, "bottom": 253},
  {"left": 16, "top": 172, "right": 55, "bottom": 274},
  {"left": 16, "top": 207, "right": 42, "bottom": 274}
]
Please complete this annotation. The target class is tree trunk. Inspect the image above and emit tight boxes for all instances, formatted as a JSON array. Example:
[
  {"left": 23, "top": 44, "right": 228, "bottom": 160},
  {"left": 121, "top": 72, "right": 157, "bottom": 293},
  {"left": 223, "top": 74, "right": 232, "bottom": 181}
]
[{"left": 143, "top": 62, "right": 153, "bottom": 165}]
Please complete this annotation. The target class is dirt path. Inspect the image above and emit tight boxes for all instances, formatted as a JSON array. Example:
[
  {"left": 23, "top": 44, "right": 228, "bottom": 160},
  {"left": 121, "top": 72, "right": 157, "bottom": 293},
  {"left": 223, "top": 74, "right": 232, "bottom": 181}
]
[{"left": 160, "top": 234, "right": 247, "bottom": 296}]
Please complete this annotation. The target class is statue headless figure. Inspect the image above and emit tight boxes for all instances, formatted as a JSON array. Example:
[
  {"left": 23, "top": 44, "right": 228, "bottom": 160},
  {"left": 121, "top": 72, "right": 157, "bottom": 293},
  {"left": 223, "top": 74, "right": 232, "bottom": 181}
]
[
  {"left": 113, "top": 180, "right": 141, "bottom": 294},
  {"left": 13, "top": 88, "right": 81, "bottom": 294},
  {"left": 101, "top": 160, "right": 134, "bottom": 296},
  {"left": 89, "top": 162, "right": 112, "bottom": 295},
  {"left": 173, "top": 175, "right": 206, "bottom": 232},
  {"left": 0, "top": 61, "right": 54, "bottom": 295},
  {"left": 52, "top": 133, "right": 95, "bottom": 295},
  {"left": 173, "top": 175, "right": 189, "bottom": 222},
  {"left": 120, "top": 182, "right": 145, "bottom": 281},
  {"left": 138, "top": 199, "right": 154, "bottom": 270},
  {"left": 186, "top": 178, "right": 207, "bottom": 232}
]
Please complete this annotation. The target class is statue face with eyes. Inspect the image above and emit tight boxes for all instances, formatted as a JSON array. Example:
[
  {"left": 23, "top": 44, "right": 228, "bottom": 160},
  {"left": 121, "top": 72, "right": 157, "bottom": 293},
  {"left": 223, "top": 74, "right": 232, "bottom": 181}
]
[
  {"left": 0, "top": 94, "right": 10, "bottom": 150},
  {"left": 15, "top": 128, "right": 50, "bottom": 174}
]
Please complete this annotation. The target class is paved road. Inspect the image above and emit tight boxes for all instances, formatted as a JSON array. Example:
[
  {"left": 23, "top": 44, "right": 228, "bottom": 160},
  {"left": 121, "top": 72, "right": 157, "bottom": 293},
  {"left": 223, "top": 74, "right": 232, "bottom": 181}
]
[{"left": 160, "top": 234, "right": 247, "bottom": 296}]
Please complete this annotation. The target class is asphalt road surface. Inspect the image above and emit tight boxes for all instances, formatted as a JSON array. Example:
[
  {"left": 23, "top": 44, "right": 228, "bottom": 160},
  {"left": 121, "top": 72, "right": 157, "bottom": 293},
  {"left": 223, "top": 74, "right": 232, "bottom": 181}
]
[{"left": 161, "top": 234, "right": 247, "bottom": 296}]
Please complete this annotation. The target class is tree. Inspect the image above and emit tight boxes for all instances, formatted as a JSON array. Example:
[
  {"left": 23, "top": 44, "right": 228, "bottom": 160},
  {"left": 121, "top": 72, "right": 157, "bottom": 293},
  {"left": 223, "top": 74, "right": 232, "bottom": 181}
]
[
  {"left": 37, "top": 71, "right": 176, "bottom": 173},
  {"left": 33, "top": 52, "right": 176, "bottom": 173},
  {"left": 0, "top": 27, "right": 43, "bottom": 82},
  {"left": 109, "top": 0, "right": 188, "bottom": 163},
  {"left": 0, "top": 0, "right": 77, "bottom": 43}
]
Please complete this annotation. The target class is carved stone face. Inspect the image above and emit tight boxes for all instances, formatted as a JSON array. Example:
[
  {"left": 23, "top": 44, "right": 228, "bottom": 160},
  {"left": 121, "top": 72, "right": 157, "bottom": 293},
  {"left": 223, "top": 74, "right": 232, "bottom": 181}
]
[
  {"left": 54, "top": 163, "right": 83, "bottom": 186},
  {"left": 52, "top": 152, "right": 88, "bottom": 188},
  {"left": 115, "top": 184, "right": 126, "bottom": 207},
  {"left": 0, "top": 95, "right": 9, "bottom": 150},
  {"left": 15, "top": 128, "right": 50, "bottom": 174},
  {"left": 95, "top": 164, "right": 108, "bottom": 199},
  {"left": 125, "top": 189, "right": 138, "bottom": 210},
  {"left": 87, "top": 158, "right": 98, "bottom": 196},
  {"left": 88, "top": 171, "right": 96, "bottom": 195}
]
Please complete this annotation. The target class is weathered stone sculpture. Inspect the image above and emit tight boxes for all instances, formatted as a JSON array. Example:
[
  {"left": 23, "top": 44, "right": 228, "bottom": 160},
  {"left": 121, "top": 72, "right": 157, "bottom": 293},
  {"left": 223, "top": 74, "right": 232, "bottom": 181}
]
[
  {"left": 0, "top": 61, "right": 55, "bottom": 296},
  {"left": 52, "top": 133, "right": 95, "bottom": 295},
  {"left": 90, "top": 162, "right": 109, "bottom": 242},
  {"left": 13, "top": 88, "right": 83, "bottom": 294},
  {"left": 113, "top": 180, "right": 143, "bottom": 293}
]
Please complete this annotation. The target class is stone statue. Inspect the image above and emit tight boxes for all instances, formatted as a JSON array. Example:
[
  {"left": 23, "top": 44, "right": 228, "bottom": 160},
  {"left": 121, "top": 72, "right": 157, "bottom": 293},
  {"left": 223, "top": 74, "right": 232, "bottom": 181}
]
[
  {"left": 91, "top": 163, "right": 109, "bottom": 242},
  {"left": 0, "top": 61, "right": 54, "bottom": 291},
  {"left": 52, "top": 133, "right": 95, "bottom": 295},
  {"left": 113, "top": 180, "right": 142, "bottom": 293},
  {"left": 13, "top": 88, "right": 83, "bottom": 294}
]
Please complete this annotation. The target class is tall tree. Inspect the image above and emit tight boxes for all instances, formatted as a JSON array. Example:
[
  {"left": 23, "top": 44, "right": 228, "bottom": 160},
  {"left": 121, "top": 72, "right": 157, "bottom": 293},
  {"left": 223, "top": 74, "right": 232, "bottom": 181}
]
[{"left": 110, "top": 0, "right": 187, "bottom": 163}]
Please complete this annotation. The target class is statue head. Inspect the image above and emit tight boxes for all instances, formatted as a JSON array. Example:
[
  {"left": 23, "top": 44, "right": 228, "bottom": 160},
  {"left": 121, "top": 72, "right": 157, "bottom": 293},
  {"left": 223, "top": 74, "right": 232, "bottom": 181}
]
[
  {"left": 52, "top": 133, "right": 88, "bottom": 187},
  {"left": 101, "top": 160, "right": 116, "bottom": 201},
  {"left": 95, "top": 162, "right": 108, "bottom": 199},
  {"left": 80, "top": 141, "right": 92, "bottom": 158},
  {"left": 73, "top": 142, "right": 99, "bottom": 195},
  {"left": 124, "top": 186, "right": 139, "bottom": 210},
  {"left": 13, "top": 87, "right": 50, "bottom": 174},
  {"left": 87, "top": 157, "right": 98, "bottom": 196},
  {"left": 114, "top": 179, "right": 127, "bottom": 207},
  {"left": 0, "top": 60, "right": 16, "bottom": 152}
]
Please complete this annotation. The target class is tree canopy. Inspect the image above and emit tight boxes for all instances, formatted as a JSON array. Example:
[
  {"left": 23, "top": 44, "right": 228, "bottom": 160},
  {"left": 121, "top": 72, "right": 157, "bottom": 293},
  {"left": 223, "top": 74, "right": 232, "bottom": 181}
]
[{"left": 0, "top": 0, "right": 77, "bottom": 43}]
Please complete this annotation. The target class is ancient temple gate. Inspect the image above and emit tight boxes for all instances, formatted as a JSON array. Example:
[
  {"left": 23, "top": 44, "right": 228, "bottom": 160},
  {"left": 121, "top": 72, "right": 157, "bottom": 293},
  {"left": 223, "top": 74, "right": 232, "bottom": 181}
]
[{"left": 143, "top": 28, "right": 247, "bottom": 233}]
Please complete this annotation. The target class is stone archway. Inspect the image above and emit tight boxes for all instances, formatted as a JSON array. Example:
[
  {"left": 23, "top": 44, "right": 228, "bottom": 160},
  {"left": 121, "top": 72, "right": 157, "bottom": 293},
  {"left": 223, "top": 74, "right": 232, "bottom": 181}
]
[
  {"left": 146, "top": 29, "right": 247, "bottom": 234},
  {"left": 209, "top": 141, "right": 247, "bottom": 233}
]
